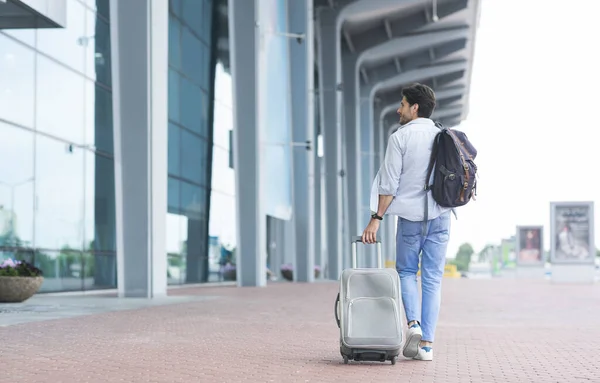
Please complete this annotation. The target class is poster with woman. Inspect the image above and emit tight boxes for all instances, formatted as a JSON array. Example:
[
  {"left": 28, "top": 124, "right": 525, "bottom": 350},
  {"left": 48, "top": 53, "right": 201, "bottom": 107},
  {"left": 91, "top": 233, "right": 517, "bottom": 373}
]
[
  {"left": 550, "top": 202, "right": 595, "bottom": 264},
  {"left": 516, "top": 226, "right": 544, "bottom": 266}
]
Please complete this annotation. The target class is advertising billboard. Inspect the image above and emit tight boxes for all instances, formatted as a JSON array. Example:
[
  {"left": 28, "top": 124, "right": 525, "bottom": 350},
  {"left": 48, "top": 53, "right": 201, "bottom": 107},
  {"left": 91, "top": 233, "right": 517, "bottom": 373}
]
[
  {"left": 515, "top": 226, "right": 544, "bottom": 266},
  {"left": 550, "top": 202, "right": 595, "bottom": 264}
]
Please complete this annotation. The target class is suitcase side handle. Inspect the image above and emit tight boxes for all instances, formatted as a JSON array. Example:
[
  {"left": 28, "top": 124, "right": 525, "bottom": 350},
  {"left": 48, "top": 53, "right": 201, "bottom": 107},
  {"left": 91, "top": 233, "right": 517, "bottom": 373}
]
[{"left": 334, "top": 292, "right": 341, "bottom": 328}]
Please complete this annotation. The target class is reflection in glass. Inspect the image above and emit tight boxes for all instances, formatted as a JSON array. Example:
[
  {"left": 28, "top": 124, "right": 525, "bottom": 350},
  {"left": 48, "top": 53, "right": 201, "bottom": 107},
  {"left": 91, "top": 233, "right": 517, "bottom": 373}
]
[
  {"left": 203, "top": 0, "right": 213, "bottom": 40},
  {"left": 36, "top": 55, "right": 86, "bottom": 144},
  {"left": 85, "top": 80, "right": 113, "bottom": 154},
  {"left": 169, "top": 14, "right": 181, "bottom": 70},
  {"left": 180, "top": 77, "right": 204, "bottom": 135},
  {"left": 182, "top": 0, "right": 203, "bottom": 37},
  {"left": 35, "top": 250, "right": 83, "bottom": 293},
  {"left": 169, "top": 69, "right": 180, "bottom": 123},
  {"left": 86, "top": 8, "right": 112, "bottom": 86},
  {"left": 2, "top": 29, "right": 35, "bottom": 47},
  {"left": 181, "top": 129, "right": 204, "bottom": 185},
  {"left": 37, "top": 0, "right": 86, "bottom": 74},
  {"left": 181, "top": 27, "right": 204, "bottom": 87},
  {"left": 35, "top": 135, "right": 85, "bottom": 251},
  {"left": 0, "top": 34, "right": 35, "bottom": 128},
  {"left": 84, "top": 151, "right": 117, "bottom": 288},
  {"left": 168, "top": 177, "right": 181, "bottom": 214},
  {"left": 166, "top": 212, "right": 187, "bottom": 285},
  {"left": 168, "top": 123, "right": 181, "bottom": 177},
  {"left": 0, "top": 123, "right": 35, "bottom": 250}
]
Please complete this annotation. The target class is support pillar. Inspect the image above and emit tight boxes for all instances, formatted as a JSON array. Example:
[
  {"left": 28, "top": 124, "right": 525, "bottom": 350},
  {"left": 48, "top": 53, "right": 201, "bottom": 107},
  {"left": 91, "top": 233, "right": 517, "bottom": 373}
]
[
  {"left": 289, "top": 0, "right": 315, "bottom": 282},
  {"left": 229, "top": 0, "right": 266, "bottom": 287},
  {"left": 316, "top": 8, "right": 343, "bottom": 280},
  {"left": 342, "top": 55, "right": 360, "bottom": 270},
  {"left": 110, "top": 0, "right": 168, "bottom": 297}
]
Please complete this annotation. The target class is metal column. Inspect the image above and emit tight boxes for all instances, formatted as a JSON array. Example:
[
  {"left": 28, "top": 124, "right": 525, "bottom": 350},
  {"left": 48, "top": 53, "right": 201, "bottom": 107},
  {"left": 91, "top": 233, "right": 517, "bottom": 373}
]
[
  {"left": 289, "top": 0, "right": 315, "bottom": 282},
  {"left": 229, "top": 0, "right": 267, "bottom": 287},
  {"left": 316, "top": 8, "right": 343, "bottom": 280},
  {"left": 110, "top": 0, "right": 168, "bottom": 297}
]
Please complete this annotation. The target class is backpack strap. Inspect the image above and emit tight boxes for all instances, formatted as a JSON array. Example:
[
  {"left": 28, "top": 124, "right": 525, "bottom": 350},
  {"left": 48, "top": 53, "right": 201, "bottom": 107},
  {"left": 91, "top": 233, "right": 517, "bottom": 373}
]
[{"left": 422, "top": 124, "right": 444, "bottom": 236}]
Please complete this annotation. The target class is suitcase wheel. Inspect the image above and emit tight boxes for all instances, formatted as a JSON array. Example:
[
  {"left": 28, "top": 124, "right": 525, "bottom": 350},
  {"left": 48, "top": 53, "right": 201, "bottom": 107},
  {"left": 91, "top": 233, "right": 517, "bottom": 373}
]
[
  {"left": 391, "top": 357, "right": 397, "bottom": 365},
  {"left": 343, "top": 355, "right": 349, "bottom": 364}
]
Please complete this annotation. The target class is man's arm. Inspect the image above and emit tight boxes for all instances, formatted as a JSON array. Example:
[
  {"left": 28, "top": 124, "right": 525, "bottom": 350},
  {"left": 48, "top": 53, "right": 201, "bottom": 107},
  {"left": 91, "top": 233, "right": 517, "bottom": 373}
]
[
  {"left": 376, "top": 133, "right": 404, "bottom": 215},
  {"left": 362, "top": 134, "right": 404, "bottom": 243}
]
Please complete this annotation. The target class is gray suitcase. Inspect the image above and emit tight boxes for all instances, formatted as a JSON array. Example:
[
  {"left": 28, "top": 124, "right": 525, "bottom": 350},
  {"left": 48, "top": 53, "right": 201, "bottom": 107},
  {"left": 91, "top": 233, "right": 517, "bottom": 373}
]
[{"left": 334, "top": 236, "right": 402, "bottom": 365}]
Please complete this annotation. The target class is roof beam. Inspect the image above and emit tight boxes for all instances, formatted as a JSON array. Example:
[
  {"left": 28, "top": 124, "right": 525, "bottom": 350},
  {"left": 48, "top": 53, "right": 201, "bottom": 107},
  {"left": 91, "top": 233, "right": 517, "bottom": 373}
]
[
  {"left": 383, "top": 18, "right": 393, "bottom": 39},
  {"left": 349, "top": 0, "right": 469, "bottom": 53},
  {"left": 364, "top": 40, "right": 466, "bottom": 85},
  {"left": 360, "top": 67, "right": 369, "bottom": 84},
  {"left": 365, "top": 60, "right": 468, "bottom": 97},
  {"left": 343, "top": 29, "right": 355, "bottom": 53},
  {"left": 431, "top": 105, "right": 464, "bottom": 120}
]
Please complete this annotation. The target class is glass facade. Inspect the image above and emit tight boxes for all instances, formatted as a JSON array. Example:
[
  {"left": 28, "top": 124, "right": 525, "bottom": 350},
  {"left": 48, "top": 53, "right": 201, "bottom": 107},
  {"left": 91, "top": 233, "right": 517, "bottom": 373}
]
[
  {"left": 166, "top": 0, "right": 215, "bottom": 284},
  {"left": 0, "top": 0, "right": 115, "bottom": 292}
]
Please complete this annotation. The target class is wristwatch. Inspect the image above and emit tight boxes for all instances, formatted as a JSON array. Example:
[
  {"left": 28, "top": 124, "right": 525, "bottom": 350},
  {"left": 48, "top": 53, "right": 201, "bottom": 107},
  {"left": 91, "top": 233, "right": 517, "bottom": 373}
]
[{"left": 371, "top": 213, "right": 383, "bottom": 221}]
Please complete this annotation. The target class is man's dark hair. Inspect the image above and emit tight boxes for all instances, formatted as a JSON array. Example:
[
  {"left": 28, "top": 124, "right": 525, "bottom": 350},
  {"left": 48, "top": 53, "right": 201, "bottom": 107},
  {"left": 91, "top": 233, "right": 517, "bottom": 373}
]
[{"left": 401, "top": 83, "right": 436, "bottom": 118}]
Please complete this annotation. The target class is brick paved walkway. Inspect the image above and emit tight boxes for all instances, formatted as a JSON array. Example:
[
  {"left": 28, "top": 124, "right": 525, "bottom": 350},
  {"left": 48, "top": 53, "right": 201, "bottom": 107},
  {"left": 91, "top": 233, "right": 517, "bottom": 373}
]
[{"left": 1, "top": 278, "right": 600, "bottom": 383}]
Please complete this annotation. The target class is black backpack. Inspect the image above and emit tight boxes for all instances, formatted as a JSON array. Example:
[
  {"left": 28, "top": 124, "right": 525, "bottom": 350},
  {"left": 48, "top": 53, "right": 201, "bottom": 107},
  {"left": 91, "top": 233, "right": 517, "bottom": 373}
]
[{"left": 422, "top": 122, "right": 478, "bottom": 226}]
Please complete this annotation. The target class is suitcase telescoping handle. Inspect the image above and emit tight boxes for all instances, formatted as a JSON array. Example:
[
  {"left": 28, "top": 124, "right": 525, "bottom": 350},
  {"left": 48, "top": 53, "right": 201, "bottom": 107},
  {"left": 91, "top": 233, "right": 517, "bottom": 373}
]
[{"left": 350, "top": 236, "right": 383, "bottom": 269}]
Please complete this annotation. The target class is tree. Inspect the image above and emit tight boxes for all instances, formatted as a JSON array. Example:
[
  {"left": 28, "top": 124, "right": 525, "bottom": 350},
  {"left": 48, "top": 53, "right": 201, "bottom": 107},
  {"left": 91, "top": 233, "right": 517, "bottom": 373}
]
[{"left": 452, "top": 243, "right": 474, "bottom": 272}]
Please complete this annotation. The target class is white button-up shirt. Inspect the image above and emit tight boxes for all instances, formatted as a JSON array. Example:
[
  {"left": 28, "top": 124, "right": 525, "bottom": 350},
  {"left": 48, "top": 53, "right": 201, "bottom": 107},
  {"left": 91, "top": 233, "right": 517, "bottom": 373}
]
[{"left": 370, "top": 117, "right": 450, "bottom": 222}]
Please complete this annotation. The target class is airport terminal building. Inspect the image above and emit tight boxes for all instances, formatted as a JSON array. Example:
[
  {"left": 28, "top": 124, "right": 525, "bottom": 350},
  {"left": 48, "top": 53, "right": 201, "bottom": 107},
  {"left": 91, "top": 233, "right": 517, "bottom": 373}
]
[{"left": 0, "top": 0, "right": 479, "bottom": 297}]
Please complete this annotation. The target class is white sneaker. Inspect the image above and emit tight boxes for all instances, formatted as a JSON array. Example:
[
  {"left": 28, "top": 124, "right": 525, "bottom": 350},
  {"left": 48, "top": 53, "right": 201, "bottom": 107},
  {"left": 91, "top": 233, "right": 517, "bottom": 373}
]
[
  {"left": 413, "top": 346, "right": 433, "bottom": 361},
  {"left": 402, "top": 324, "right": 422, "bottom": 358}
]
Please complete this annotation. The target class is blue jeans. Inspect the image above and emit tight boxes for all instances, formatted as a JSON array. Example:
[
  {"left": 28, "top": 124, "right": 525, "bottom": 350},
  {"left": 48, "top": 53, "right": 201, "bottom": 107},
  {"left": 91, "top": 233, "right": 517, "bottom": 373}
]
[{"left": 395, "top": 211, "right": 450, "bottom": 343}]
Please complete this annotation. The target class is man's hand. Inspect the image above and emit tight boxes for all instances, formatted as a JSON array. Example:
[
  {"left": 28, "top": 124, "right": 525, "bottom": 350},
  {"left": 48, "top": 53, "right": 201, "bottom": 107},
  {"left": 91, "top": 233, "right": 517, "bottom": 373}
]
[{"left": 361, "top": 219, "right": 381, "bottom": 244}]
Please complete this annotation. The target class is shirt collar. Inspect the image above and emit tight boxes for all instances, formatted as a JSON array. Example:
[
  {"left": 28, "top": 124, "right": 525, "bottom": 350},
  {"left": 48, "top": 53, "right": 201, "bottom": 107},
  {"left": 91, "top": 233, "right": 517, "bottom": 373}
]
[{"left": 400, "top": 117, "right": 434, "bottom": 128}]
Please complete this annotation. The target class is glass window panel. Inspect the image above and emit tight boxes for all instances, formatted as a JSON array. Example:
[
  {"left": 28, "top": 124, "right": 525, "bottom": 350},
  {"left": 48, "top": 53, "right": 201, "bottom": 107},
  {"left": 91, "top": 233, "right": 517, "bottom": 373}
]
[
  {"left": 83, "top": 151, "right": 116, "bottom": 290},
  {"left": 166, "top": 212, "right": 187, "bottom": 285},
  {"left": 85, "top": 80, "right": 113, "bottom": 154},
  {"left": 35, "top": 135, "right": 85, "bottom": 250},
  {"left": 169, "top": 15, "right": 181, "bottom": 70},
  {"left": 182, "top": 0, "right": 203, "bottom": 36},
  {"left": 200, "top": 89, "right": 208, "bottom": 138},
  {"left": 2, "top": 29, "right": 35, "bottom": 47},
  {"left": 0, "top": 122, "right": 35, "bottom": 249},
  {"left": 168, "top": 123, "right": 181, "bottom": 176},
  {"left": 96, "top": 0, "right": 110, "bottom": 20},
  {"left": 180, "top": 77, "right": 203, "bottom": 135},
  {"left": 85, "top": 9, "right": 112, "bottom": 86},
  {"left": 203, "top": 0, "right": 213, "bottom": 42},
  {"left": 181, "top": 181, "right": 205, "bottom": 220},
  {"left": 0, "top": 34, "right": 35, "bottom": 128},
  {"left": 83, "top": 251, "right": 116, "bottom": 290},
  {"left": 84, "top": 152, "right": 115, "bottom": 253},
  {"left": 181, "top": 27, "right": 204, "bottom": 86},
  {"left": 210, "top": 146, "right": 233, "bottom": 192},
  {"left": 37, "top": 55, "right": 86, "bottom": 144},
  {"left": 170, "top": 0, "right": 182, "bottom": 18},
  {"left": 34, "top": 250, "right": 83, "bottom": 292},
  {"left": 168, "top": 176, "right": 181, "bottom": 214},
  {"left": 208, "top": 191, "right": 237, "bottom": 248},
  {"left": 203, "top": 41, "right": 211, "bottom": 88},
  {"left": 37, "top": 0, "right": 86, "bottom": 74},
  {"left": 169, "top": 69, "right": 180, "bottom": 123},
  {"left": 212, "top": 99, "right": 232, "bottom": 148},
  {"left": 181, "top": 129, "right": 203, "bottom": 185}
]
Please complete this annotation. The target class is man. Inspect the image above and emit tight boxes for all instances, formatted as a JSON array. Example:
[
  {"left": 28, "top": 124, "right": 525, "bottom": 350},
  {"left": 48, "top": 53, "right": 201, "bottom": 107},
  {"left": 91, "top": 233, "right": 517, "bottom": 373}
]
[{"left": 361, "top": 83, "right": 451, "bottom": 362}]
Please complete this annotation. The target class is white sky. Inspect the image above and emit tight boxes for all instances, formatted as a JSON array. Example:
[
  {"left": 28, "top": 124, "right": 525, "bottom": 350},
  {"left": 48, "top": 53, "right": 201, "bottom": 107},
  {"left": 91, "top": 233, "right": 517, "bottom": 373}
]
[{"left": 446, "top": 0, "right": 600, "bottom": 258}]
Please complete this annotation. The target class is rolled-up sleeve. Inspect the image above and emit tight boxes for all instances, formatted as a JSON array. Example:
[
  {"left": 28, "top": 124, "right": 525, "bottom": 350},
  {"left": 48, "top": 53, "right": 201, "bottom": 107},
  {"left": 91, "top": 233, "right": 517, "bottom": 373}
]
[{"left": 378, "top": 133, "right": 404, "bottom": 195}]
